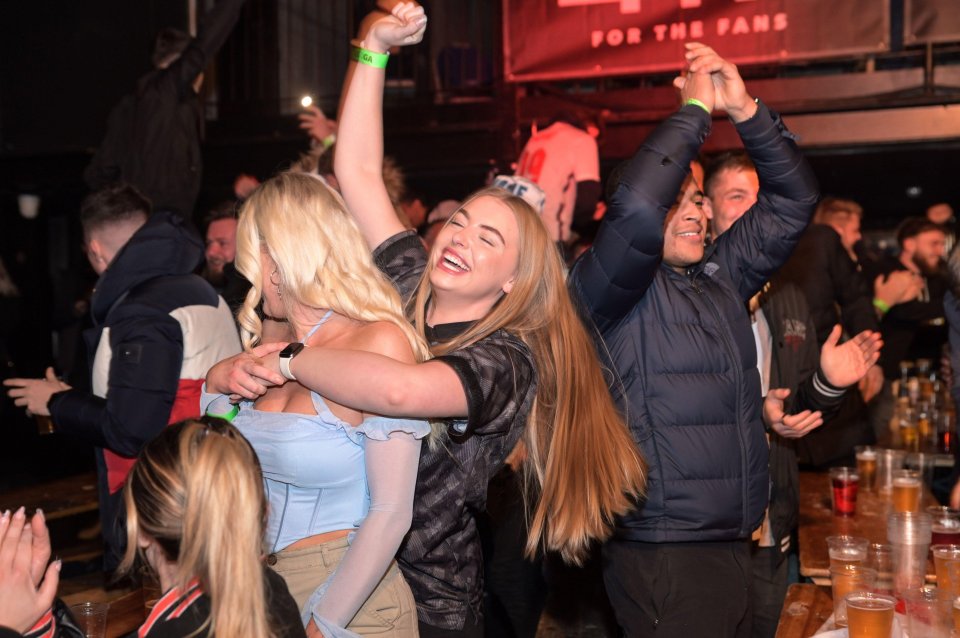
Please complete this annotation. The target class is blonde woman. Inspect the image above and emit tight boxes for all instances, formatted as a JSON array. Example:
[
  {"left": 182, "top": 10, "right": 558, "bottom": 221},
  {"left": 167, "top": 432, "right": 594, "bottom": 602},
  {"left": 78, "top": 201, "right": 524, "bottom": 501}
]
[
  {"left": 204, "top": 171, "right": 431, "bottom": 637},
  {"left": 121, "top": 418, "right": 306, "bottom": 638},
  {"left": 207, "top": 5, "right": 646, "bottom": 637}
]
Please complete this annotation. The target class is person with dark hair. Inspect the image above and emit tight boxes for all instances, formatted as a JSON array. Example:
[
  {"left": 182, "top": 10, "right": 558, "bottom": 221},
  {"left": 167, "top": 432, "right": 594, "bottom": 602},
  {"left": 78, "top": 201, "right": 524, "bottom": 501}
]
[
  {"left": 83, "top": 0, "right": 246, "bottom": 219},
  {"left": 201, "top": 200, "right": 250, "bottom": 315},
  {"left": 703, "top": 155, "right": 881, "bottom": 638},
  {"left": 569, "top": 43, "right": 819, "bottom": 637},
  {"left": 866, "top": 216, "right": 949, "bottom": 380},
  {"left": 202, "top": 201, "right": 238, "bottom": 289},
  {"left": 5, "top": 184, "right": 240, "bottom": 571}
]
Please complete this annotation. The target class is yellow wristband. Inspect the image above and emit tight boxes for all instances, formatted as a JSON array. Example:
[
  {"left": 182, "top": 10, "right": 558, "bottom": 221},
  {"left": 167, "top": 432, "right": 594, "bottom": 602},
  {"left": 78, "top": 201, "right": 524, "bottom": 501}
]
[
  {"left": 351, "top": 45, "right": 389, "bottom": 69},
  {"left": 873, "top": 298, "right": 891, "bottom": 314},
  {"left": 684, "top": 98, "right": 711, "bottom": 114}
]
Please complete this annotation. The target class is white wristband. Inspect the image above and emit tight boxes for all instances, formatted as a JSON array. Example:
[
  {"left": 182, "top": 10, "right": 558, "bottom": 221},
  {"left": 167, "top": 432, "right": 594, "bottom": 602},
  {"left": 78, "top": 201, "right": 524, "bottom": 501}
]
[{"left": 279, "top": 356, "right": 297, "bottom": 381}]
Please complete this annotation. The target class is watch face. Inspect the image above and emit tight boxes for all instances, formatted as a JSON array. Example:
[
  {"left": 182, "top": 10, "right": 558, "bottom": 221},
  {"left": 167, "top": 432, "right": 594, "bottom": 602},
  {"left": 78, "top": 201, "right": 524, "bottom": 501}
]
[{"left": 280, "top": 342, "right": 305, "bottom": 359}]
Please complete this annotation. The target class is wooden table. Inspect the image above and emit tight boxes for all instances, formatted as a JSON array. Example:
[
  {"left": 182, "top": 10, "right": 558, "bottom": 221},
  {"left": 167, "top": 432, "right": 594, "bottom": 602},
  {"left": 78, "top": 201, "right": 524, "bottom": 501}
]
[
  {"left": 63, "top": 585, "right": 145, "bottom": 638},
  {"left": 798, "top": 471, "right": 938, "bottom": 585},
  {"left": 774, "top": 584, "right": 833, "bottom": 638},
  {"left": 0, "top": 472, "right": 98, "bottom": 520}
]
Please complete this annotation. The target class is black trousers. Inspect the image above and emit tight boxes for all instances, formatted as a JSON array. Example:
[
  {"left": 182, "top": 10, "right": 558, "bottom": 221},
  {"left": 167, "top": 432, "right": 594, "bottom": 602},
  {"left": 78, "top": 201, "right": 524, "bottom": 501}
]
[
  {"left": 749, "top": 544, "right": 789, "bottom": 638},
  {"left": 602, "top": 538, "right": 753, "bottom": 638}
]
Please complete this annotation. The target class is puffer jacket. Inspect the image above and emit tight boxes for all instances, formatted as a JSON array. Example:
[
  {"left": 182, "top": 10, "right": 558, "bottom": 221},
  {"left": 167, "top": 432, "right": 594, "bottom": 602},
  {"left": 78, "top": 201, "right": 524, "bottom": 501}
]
[
  {"left": 48, "top": 212, "right": 240, "bottom": 568},
  {"left": 568, "top": 101, "right": 819, "bottom": 542}
]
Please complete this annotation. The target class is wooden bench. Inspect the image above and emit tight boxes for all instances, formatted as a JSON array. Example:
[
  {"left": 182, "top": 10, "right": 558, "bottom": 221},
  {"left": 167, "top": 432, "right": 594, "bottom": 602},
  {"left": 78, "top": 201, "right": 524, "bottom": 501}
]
[{"left": 0, "top": 472, "right": 98, "bottom": 520}]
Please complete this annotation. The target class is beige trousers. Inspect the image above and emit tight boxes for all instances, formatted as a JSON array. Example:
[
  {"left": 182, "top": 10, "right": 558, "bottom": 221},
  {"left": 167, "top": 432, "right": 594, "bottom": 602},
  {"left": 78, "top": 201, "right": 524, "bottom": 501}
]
[{"left": 270, "top": 537, "right": 419, "bottom": 636}]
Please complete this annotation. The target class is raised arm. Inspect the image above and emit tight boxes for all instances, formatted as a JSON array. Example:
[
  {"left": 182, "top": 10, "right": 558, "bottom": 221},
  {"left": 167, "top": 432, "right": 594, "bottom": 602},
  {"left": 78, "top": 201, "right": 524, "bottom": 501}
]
[
  {"left": 692, "top": 43, "right": 819, "bottom": 300},
  {"left": 334, "top": 3, "right": 427, "bottom": 250},
  {"left": 568, "top": 68, "right": 713, "bottom": 334},
  {"left": 164, "top": 0, "right": 246, "bottom": 97}
]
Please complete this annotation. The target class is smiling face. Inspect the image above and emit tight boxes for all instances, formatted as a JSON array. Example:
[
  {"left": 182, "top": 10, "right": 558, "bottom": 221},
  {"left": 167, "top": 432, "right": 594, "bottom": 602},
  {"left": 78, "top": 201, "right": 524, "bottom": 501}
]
[
  {"left": 909, "top": 229, "right": 947, "bottom": 274},
  {"left": 662, "top": 163, "right": 708, "bottom": 272},
  {"left": 205, "top": 218, "right": 238, "bottom": 276},
  {"left": 703, "top": 166, "right": 760, "bottom": 238},
  {"left": 428, "top": 195, "right": 521, "bottom": 321}
]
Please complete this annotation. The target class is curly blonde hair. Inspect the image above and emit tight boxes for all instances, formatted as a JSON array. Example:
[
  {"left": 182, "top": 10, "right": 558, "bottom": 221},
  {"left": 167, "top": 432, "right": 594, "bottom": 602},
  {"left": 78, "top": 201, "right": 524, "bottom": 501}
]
[{"left": 235, "top": 171, "right": 428, "bottom": 361}]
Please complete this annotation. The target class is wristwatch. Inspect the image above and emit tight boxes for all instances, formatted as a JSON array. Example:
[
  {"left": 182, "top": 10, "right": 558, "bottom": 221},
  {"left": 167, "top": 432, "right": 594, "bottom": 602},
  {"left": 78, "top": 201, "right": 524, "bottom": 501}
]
[{"left": 279, "top": 342, "right": 305, "bottom": 381}]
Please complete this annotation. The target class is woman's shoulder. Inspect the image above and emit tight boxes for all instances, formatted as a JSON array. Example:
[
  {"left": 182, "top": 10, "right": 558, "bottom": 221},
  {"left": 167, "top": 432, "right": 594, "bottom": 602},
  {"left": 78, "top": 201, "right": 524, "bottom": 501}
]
[{"left": 343, "top": 320, "right": 417, "bottom": 363}]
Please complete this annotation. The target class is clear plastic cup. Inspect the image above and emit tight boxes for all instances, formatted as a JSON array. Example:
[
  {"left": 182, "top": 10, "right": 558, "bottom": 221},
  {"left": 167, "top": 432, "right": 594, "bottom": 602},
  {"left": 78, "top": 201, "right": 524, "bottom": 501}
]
[
  {"left": 943, "top": 559, "right": 960, "bottom": 598},
  {"left": 69, "top": 601, "right": 109, "bottom": 638},
  {"left": 856, "top": 445, "right": 879, "bottom": 491},
  {"left": 831, "top": 565, "right": 878, "bottom": 627},
  {"left": 828, "top": 535, "right": 870, "bottom": 570},
  {"left": 932, "top": 545, "right": 960, "bottom": 589},
  {"left": 845, "top": 592, "right": 897, "bottom": 638},
  {"left": 928, "top": 506, "right": 960, "bottom": 547},
  {"left": 888, "top": 511, "right": 933, "bottom": 598},
  {"left": 877, "top": 448, "right": 907, "bottom": 494},
  {"left": 903, "top": 586, "right": 952, "bottom": 638},
  {"left": 866, "top": 543, "right": 894, "bottom": 595},
  {"left": 830, "top": 467, "right": 860, "bottom": 516},
  {"left": 892, "top": 469, "right": 923, "bottom": 513},
  {"left": 907, "top": 452, "right": 938, "bottom": 489}
]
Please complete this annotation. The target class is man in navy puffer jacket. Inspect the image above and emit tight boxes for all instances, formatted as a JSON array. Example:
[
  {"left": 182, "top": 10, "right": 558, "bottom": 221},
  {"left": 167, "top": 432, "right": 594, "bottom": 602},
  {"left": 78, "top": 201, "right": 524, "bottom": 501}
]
[{"left": 568, "top": 44, "right": 819, "bottom": 637}]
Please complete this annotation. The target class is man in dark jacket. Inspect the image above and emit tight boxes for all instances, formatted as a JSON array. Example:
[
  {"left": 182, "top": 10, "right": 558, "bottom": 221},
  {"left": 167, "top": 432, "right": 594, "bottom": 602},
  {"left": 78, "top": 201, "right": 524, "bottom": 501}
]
[
  {"left": 704, "top": 152, "right": 882, "bottom": 637},
  {"left": 568, "top": 44, "right": 819, "bottom": 637},
  {"left": 84, "top": 0, "right": 245, "bottom": 219},
  {"left": 5, "top": 185, "right": 240, "bottom": 570}
]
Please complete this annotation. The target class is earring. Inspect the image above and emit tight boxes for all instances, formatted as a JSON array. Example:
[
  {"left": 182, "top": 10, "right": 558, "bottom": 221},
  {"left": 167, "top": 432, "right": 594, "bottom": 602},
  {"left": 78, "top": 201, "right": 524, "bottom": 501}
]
[{"left": 270, "top": 269, "right": 282, "bottom": 298}]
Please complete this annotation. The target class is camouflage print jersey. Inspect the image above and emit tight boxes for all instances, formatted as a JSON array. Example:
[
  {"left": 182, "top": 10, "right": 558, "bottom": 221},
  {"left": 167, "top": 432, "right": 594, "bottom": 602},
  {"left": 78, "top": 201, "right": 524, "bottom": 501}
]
[{"left": 373, "top": 231, "right": 537, "bottom": 631}]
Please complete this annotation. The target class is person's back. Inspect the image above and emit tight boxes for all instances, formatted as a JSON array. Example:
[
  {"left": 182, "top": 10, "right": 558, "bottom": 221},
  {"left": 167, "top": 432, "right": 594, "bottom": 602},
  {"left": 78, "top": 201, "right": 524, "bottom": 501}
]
[
  {"left": 121, "top": 418, "right": 306, "bottom": 638},
  {"left": 515, "top": 117, "right": 600, "bottom": 244},
  {"left": 47, "top": 185, "right": 240, "bottom": 569}
]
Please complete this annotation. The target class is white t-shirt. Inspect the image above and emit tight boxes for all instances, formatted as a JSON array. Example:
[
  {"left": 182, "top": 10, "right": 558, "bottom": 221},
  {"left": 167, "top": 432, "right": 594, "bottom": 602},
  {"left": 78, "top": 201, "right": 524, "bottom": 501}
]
[{"left": 515, "top": 122, "right": 600, "bottom": 242}]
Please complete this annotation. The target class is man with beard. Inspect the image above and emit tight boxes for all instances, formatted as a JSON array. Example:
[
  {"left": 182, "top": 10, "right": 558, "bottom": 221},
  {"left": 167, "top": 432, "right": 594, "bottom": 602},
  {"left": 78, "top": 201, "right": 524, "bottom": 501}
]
[
  {"left": 202, "top": 202, "right": 248, "bottom": 315},
  {"left": 866, "top": 217, "right": 949, "bottom": 382}
]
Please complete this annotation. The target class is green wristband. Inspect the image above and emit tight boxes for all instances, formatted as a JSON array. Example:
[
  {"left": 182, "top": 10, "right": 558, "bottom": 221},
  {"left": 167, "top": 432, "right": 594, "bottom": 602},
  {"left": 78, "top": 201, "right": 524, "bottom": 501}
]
[
  {"left": 351, "top": 45, "right": 389, "bottom": 69},
  {"left": 684, "top": 98, "right": 711, "bottom": 115},
  {"left": 206, "top": 404, "right": 239, "bottom": 423},
  {"left": 321, "top": 133, "right": 336, "bottom": 149},
  {"left": 873, "top": 298, "right": 891, "bottom": 315}
]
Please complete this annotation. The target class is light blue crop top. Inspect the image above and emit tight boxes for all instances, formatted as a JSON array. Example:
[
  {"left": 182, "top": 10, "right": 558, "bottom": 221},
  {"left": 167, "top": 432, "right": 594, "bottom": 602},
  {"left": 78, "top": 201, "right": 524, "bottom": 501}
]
[{"left": 200, "top": 315, "right": 430, "bottom": 553}]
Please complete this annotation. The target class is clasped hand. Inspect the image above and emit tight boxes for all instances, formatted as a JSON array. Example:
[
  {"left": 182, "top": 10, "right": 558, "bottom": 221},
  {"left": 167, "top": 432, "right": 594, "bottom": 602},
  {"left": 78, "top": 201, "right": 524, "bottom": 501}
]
[
  {"left": 672, "top": 43, "right": 757, "bottom": 122},
  {"left": 206, "top": 343, "right": 288, "bottom": 401}
]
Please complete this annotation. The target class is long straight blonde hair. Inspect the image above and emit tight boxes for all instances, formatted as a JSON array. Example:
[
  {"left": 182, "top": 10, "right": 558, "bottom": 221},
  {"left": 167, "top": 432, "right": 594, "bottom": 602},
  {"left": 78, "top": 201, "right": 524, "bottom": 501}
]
[
  {"left": 120, "top": 418, "right": 273, "bottom": 637},
  {"left": 412, "top": 187, "right": 647, "bottom": 564},
  {"left": 235, "top": 171, "right": 429, "bottom": 361}
]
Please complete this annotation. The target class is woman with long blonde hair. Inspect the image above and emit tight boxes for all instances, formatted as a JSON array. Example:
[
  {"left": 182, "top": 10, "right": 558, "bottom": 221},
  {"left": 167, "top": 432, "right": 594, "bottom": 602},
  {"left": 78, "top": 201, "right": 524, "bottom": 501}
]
[
  {"left": 204, "top": 170, "right": 431, "bottom": 637},
  {"left": 120, "top": 417, "right": 306, "bottom": 638},
  {"left": 207, "top": 5, "right": 646, "bottom": 637}
]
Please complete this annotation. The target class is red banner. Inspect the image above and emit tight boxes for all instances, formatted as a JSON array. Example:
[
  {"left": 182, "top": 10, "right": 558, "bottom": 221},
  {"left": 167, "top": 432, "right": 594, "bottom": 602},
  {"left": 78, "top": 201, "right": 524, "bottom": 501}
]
[
  {"left": 905, "top": 0, "right": 960, "bottom": 44},
  {"left": 503, "top": 0, "right": 889, "bottom": 82}
]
